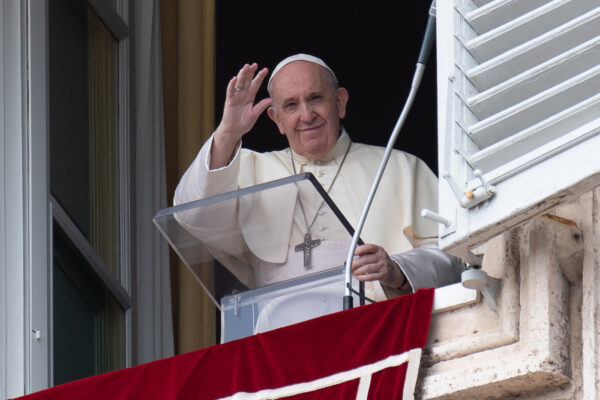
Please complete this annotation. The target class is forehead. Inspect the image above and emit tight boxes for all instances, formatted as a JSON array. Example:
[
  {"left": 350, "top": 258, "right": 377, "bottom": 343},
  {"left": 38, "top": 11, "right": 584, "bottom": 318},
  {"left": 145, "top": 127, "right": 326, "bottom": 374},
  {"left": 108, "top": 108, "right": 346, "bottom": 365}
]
[{"left": 270, "top": 61, "right": 333, "bottom": 99}]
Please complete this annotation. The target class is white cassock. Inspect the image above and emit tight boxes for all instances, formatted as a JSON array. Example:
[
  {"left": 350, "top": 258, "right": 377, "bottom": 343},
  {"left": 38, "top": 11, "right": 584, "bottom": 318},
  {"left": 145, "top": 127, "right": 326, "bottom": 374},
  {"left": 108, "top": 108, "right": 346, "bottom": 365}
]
[{"left": 174, "top": 130, "right": 458, "bottom": 332}]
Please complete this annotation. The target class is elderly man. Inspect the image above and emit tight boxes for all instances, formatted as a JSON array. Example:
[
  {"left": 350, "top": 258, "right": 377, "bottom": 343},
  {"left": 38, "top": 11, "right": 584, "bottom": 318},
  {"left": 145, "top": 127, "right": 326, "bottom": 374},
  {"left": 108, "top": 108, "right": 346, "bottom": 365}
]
[{"left": 175, "top": 54, "right": 462, "bottom": 303}]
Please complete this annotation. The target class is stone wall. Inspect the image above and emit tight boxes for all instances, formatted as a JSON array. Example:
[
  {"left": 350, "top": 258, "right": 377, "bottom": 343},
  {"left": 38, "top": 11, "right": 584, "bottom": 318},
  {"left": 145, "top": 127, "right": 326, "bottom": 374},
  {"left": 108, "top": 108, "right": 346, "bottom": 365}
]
[{"left": 417, "top": 188, "right": 600, "bottom": 399}]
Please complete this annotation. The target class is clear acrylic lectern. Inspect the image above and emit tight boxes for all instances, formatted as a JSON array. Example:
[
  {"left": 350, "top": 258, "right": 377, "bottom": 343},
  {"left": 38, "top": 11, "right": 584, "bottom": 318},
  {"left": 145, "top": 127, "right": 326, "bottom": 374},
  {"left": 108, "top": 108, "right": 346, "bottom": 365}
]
[{"left": 153, "top": 173, "right": 362, "bottom": 343}]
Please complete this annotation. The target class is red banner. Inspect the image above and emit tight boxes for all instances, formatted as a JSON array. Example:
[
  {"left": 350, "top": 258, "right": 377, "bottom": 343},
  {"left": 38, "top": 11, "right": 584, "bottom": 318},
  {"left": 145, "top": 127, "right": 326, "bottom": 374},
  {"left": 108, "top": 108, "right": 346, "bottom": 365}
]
[{"left": 16, "top": 288, "right": 434, "bottom": 400}]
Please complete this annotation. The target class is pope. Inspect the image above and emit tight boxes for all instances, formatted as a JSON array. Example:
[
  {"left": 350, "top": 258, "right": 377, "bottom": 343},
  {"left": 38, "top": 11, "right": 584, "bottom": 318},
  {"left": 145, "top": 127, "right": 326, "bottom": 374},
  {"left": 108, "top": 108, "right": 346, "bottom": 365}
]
[{"left": 175, "top": 54, "right": 463, "bottom": 301}]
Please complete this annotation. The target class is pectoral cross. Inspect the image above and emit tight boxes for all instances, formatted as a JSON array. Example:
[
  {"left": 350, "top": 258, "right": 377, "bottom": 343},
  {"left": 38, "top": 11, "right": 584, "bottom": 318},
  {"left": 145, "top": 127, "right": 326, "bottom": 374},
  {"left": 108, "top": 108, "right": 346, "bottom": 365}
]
[{"left": 295, "top": 232, "right": 321, "bottom": 267}]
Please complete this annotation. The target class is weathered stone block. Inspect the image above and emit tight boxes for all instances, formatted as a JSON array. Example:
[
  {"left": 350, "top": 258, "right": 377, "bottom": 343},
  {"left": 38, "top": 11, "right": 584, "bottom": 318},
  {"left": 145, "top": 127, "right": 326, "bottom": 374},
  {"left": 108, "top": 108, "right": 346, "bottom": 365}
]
[{"left": 418, "top": 215, "right": 584, "bottom": 399}]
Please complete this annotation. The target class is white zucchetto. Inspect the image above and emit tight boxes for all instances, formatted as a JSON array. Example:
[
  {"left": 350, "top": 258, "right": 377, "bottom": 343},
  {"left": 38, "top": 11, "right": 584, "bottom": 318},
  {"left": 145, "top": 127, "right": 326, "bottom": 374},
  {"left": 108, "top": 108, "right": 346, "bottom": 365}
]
[{"left": 268, "top": 53, "right": 337, "bottom": 87}]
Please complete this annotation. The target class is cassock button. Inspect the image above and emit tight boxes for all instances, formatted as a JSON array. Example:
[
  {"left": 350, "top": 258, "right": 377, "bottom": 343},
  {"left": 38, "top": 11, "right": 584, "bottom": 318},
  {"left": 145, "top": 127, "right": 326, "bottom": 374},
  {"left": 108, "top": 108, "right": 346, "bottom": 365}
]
[
  {"left": 316, "top": 171, "right": 324, "bottom": 177},
  {"left": 319, "top": 226, "right": 328, "bottom": 232}
]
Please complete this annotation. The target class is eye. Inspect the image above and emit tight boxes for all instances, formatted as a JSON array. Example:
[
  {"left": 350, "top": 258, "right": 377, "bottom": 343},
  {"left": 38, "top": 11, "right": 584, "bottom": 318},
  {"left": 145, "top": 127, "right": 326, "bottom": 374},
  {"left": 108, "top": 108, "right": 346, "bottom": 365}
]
[{"left": 284, "top": 102, "right": 297, "bottom": 111}]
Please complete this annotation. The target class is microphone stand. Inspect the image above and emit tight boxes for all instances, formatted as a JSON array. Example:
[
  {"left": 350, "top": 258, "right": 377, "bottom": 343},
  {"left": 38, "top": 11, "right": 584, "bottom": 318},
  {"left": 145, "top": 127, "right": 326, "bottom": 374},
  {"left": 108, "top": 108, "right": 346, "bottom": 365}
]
[{"left": 343, "top": 1, "right": 437, "bottom": 310}]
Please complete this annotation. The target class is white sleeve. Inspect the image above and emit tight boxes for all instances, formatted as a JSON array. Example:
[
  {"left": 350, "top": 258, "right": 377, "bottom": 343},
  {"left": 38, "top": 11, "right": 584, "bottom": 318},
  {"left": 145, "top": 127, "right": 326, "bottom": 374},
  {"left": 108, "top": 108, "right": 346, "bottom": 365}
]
[
  {"left": 171, "top": 135, "right": 256, "bottom": 287},
  {"left": 173, "top": 133, "right": 242, "bottom": 206}
]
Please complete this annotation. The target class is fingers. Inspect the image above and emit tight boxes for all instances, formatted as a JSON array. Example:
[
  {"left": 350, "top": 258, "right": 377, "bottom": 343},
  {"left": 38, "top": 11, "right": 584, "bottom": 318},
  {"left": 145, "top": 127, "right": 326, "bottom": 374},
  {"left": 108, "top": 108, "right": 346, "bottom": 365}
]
[
  {"left": 226, "top": 64, "right": 251, "bottom": 98},
  {"left": 221, "top": 63, "right": 271, "bottom": 136},
  {"left": 351, "top": 244, "right": 387, "bottom": 280},
  {"left": 353, "top": 270, "right": 385, "bottom": 282},
  {"left": 226, "top": 75, "right": 240, "bottom": 96},
  {"left": 229, "top": 63, "right": 268, "bottom": 96},
  {"left": 248, "top": 66, "right": 269, "bottom": 95},
  {"left": 232, "top": 63, "right": 256, "bottom": 92},
  {"left": 352, "top": 244, "right": 384, "bottom": 271},
  {"left": 353, "top": 263, "right": 387, "bottom": 282},
  {"left": 353, "top": 243, "right": 380, "bottom": 257},
  {"left": 351, "top": 244, "right": 404, "bottom": 286}
]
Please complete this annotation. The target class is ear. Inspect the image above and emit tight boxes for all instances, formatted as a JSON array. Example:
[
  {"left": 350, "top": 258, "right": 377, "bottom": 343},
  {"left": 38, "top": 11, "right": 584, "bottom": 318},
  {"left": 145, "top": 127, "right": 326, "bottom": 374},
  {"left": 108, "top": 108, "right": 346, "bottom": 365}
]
[
  {"left": 336, "top": 87, "right": 349, "bottom": 119},
  {"left": 267, "top": 106, "right": 286, "bottom": 135}
]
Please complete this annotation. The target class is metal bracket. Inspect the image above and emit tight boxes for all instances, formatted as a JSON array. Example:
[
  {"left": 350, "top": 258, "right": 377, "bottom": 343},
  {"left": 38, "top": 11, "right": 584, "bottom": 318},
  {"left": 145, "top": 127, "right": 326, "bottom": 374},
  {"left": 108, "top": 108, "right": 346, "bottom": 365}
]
[
  {"left": 462, "top": 265, "right": 500, "bottom": 312},
  {"left": 444, "top": 168, "right": 495, "bottom": 209},
  {"left": 233, "top": 294, "right": 240, "bottom": 317}
]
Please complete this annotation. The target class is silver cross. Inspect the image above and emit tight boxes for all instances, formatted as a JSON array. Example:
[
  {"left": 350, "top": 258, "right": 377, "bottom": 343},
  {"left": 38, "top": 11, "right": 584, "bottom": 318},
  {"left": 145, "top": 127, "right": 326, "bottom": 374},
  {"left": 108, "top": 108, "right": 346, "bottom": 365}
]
[{"left": 294, "top": 232, "right": 321, "bottom": 267}]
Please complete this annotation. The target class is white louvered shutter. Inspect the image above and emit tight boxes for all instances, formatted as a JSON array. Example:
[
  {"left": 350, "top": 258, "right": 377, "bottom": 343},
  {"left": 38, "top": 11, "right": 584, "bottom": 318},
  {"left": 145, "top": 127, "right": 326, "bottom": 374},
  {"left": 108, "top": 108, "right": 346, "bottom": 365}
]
[{"left": 436, "top": 0, "right": 600, "bottom": 257}]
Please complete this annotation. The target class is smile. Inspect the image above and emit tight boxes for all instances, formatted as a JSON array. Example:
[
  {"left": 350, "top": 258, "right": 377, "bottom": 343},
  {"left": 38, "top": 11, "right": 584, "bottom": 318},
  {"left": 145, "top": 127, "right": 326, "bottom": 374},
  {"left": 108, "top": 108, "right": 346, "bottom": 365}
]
[{"left": 298, "top": 123, "right": 325, "bottom": 133}]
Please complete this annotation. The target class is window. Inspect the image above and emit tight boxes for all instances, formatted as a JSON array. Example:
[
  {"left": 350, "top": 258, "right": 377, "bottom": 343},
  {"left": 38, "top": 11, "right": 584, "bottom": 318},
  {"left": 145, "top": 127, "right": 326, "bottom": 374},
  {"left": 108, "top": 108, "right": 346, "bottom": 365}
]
[
  {"left": 48, "top": 0, "right": 131, "bottom": 384},
  {"left": 436, "top": 0, "right": 600, "bottom": 256}
]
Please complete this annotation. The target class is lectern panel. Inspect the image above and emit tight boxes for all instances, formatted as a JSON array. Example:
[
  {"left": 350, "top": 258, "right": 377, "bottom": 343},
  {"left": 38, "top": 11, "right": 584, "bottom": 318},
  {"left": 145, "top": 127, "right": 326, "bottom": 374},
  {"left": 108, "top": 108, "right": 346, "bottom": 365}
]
[{"left": 154, "top": 173, "right": 362, "bottom": 340}]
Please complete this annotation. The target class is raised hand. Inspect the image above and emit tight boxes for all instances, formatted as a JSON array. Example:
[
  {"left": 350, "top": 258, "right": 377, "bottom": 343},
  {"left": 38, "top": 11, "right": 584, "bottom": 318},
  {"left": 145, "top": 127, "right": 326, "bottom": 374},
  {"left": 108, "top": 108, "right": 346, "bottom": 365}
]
[{"left": 211, "top": 63, "right": 272, "bottom": 169}]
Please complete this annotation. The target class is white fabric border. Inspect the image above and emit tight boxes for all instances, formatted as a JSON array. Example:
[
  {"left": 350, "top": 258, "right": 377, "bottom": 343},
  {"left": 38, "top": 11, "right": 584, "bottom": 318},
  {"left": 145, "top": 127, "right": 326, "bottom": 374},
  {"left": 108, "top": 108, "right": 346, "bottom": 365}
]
[
  {"left": 356, "top": 375, "right": 372, "bottom": 400},
  {"left": 218, "top": 348, "right": 423, "bottom": 400}
]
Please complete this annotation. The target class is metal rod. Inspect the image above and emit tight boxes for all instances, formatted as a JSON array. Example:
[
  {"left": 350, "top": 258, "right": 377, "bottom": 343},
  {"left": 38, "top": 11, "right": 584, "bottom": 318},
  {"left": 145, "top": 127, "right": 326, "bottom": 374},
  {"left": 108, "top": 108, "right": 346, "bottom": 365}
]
[
  {"left": 343, "top": 63, "right": 426, "bottom": 309},
  {"left": 343, "top": 2, "right": 436, "bottom": 309}
]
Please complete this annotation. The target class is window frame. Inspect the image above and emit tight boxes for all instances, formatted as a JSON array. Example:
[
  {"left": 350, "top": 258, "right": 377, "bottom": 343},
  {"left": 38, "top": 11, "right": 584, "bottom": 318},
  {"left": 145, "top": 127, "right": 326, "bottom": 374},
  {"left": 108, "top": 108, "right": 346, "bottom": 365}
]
[
  {"left": 0, "top": 0, "right": 134, "bottom": 395},
  {"left": 46, "top": 0, "right": 134, "bottom": 379},
  {"left": 1, "top": 1, "right": 30, "bottom": 397}
]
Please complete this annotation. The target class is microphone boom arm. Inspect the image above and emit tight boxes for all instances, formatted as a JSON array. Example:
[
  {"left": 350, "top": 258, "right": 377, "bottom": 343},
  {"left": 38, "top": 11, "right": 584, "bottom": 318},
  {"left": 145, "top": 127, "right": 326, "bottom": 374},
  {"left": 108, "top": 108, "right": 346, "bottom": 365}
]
[{"left": 343, "top": 2, "right": 437, "bottom": 309}]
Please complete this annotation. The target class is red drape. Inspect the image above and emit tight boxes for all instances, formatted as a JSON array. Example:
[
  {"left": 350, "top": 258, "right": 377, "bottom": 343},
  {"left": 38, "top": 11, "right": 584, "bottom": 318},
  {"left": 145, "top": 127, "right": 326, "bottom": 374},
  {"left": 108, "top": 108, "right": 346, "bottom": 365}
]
[{"left": 15, "top": 288, "right": 434, "bottom": 399}]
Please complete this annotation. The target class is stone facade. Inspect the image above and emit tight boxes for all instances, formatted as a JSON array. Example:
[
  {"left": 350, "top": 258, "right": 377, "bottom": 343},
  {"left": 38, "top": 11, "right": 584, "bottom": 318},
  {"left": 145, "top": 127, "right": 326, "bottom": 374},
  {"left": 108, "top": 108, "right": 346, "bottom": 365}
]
[{"left": 417, "top": 188, "right": 600, "bottom": 399}]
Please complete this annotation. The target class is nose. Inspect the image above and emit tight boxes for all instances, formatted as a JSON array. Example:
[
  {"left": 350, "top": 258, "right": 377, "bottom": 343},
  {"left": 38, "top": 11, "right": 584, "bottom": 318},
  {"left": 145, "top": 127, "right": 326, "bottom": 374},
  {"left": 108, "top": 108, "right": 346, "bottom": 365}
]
[{"left": 299, "top": 101, "right": 314, "bottom": 122}]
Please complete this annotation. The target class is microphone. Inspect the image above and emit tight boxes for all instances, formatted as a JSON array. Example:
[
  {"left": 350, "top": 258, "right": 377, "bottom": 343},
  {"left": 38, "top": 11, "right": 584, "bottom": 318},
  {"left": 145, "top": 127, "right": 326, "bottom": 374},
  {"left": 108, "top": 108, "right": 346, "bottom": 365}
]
[
  {"left": 343, "top": 0, "right": 438, "bottom": 310},
  {"left": 418, "top": 1, "right": 437, "bottom": 65}
]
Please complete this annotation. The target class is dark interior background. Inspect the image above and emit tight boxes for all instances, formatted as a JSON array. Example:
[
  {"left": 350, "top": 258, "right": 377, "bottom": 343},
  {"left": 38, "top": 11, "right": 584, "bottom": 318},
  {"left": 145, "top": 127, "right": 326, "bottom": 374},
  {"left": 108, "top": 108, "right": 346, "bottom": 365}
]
[{"left": 215, "top": 1, "right": 439, "bottom": 174}]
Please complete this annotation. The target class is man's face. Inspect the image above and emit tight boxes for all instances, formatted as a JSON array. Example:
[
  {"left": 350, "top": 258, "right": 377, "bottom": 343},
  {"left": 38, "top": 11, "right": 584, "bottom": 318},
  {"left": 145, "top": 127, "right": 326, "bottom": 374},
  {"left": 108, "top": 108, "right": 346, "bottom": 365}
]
[{"left": 267, "top": 61, "right": 349, "bottom": 160}]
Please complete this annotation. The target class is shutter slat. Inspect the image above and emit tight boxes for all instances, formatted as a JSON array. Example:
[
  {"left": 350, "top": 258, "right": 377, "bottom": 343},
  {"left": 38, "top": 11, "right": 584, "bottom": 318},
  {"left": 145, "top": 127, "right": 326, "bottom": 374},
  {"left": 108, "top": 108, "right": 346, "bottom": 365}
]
[
  {"left": 467, "top": 36, "right": 600, "bottom": 119},
  {"left": 469, "top": 117, "right": 600, "bottom": 189},
  {"left": 465, "top": 0, "right": 552, "bottom": 34},
  {"left": 467, "top": 64, "right": 600, "bottom": 147},
  {"left": 471, "top": 0, "right": 501, "bottom": 7},
  {"left": 466, "top": 7, "right": 600, "bottom": 90},
  {"left": 469, "top": 93, "right": 600, "bottom": 172},
  {"left": 465, "top": 0, "right": 597, "bottom": 62}
]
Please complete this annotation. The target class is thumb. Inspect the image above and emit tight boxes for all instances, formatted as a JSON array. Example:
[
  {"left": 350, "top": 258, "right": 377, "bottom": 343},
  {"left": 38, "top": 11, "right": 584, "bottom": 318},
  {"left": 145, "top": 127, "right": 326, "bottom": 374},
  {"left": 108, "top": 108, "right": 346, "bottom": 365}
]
[{"left": 253, "top": 98, "right": 273, "bottom": 117}]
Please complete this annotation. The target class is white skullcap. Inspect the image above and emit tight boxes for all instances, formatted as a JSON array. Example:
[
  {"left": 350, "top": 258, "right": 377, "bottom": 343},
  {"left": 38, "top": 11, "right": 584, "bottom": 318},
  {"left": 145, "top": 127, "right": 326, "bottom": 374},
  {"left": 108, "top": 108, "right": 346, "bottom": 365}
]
[{"left": 268, "top": 53, "right": 337, "bottom": 88}]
